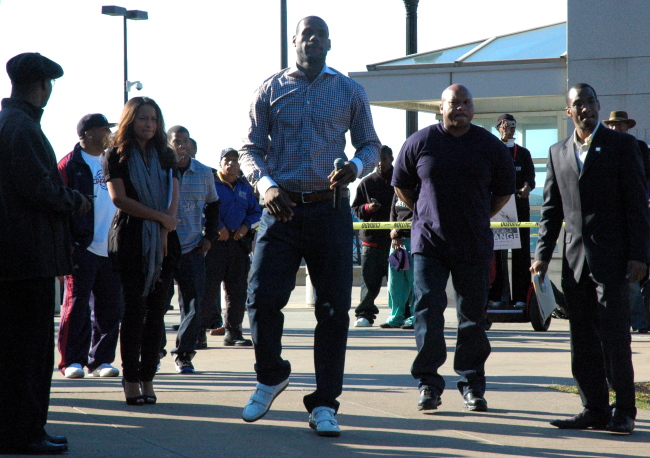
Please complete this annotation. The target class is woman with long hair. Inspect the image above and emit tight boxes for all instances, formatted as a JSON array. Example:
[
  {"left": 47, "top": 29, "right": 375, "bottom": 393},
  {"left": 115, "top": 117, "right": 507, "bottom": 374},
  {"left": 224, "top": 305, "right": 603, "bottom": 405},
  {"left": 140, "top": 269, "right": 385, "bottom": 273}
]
[{"left": 105, "top": 97, "right": 179, "bottom": 405}]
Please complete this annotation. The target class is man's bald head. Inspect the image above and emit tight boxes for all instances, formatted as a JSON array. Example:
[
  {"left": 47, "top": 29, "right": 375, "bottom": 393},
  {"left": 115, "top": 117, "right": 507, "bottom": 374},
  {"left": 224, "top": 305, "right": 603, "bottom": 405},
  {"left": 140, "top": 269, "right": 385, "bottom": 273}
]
[
  {"left": 439, "top": 84, "right": 474, "bottom": 136},
  {"left": 296, "top": 16, "right": 329, "bottom": 35},
  {"left": 441, "top": 84, "right": 473, "bottom": 103}
]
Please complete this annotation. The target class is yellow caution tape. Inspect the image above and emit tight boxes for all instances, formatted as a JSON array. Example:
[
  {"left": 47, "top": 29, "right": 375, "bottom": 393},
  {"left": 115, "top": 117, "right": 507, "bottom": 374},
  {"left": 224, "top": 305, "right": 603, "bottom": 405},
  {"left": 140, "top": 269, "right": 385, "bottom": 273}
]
[{"left": 352, "top": 221, "right": 556, "bottom": 230}]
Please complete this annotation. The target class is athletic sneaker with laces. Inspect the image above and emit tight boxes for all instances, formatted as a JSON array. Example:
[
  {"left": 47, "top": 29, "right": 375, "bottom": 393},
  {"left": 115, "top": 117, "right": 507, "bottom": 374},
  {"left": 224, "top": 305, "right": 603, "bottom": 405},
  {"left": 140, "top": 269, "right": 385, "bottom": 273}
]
[
  {"left": 63, "top": 363, "right": 85, "bottom": 378},
  {"left": 242, "top": 378, "right": 289, "bottom": 422},
  {"left": 309, "top": 406, "right": 341, "bottom": 437},
  {"left": 354, "top": 317, "right": 372, "bottom": 327},
  {"left": 89, "top": 363, "right": 120, "bottom": 377},
  {"left": 175, "top": 357, "right": 195, "bottom": 374}
]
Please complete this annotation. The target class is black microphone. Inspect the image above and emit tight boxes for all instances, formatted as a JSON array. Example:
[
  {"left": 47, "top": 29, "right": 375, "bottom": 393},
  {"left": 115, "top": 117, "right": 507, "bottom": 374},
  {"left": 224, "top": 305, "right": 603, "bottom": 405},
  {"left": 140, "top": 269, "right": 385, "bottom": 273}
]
[{"left": 333, "top": 158, "right": 345, "bottom": 210}]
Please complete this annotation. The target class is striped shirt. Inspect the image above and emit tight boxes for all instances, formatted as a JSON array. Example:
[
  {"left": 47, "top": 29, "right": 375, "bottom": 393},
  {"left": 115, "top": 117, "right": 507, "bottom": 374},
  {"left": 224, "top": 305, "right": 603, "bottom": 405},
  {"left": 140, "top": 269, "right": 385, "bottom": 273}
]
[
  {"left": 240, "top": 65, "right": 380, "bottom": 193},
  {"left": 176, "top": 158, "right": 218, "bottom": 253}
]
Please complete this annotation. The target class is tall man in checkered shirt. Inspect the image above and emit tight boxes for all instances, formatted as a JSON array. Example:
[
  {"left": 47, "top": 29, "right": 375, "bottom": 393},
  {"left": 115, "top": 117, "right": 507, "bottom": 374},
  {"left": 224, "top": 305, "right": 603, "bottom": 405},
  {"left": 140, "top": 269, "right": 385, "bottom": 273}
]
[{"left": 239, "top": 16, "right": 380, "bottom": 437}]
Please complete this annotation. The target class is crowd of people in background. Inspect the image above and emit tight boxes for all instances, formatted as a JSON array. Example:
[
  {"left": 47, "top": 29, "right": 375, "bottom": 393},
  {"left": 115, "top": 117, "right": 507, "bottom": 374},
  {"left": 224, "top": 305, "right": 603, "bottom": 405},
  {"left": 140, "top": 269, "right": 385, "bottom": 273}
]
[{"left": 1, "top": 13, "right": 650, "bottom": 455}]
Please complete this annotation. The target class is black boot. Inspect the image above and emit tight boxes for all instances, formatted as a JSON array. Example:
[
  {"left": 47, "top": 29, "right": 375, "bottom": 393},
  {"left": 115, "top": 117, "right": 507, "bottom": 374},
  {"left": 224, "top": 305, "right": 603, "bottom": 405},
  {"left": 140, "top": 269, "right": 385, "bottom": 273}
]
[{"left": 224, "top": 327, "right": 253, "bottom": 347}]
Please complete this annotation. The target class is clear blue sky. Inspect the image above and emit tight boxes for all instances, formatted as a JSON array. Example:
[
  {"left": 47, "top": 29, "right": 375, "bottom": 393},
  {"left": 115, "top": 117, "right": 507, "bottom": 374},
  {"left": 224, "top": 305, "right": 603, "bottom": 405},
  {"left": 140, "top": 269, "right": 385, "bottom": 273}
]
[{"left": 0, "top": 0, "right": 566, "bottom": 172}]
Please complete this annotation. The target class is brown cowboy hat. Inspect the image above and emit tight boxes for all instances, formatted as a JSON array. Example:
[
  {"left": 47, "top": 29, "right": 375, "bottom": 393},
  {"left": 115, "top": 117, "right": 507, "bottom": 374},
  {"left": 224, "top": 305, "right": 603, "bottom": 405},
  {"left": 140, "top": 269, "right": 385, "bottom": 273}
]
[{"left": 603, "top": 111, "right": 636, "bottom": 128}]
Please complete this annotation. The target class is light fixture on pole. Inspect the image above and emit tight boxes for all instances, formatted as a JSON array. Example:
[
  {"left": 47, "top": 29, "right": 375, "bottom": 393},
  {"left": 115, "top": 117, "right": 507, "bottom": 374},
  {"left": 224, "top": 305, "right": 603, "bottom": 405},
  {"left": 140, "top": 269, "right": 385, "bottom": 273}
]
[{"left": 101, "top": 5, "right": 148, "bottom": 105}]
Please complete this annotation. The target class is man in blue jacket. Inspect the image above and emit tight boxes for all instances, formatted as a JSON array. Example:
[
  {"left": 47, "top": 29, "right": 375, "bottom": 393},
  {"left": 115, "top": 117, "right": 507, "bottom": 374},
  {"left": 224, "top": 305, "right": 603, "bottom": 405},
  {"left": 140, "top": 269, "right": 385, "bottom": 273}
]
[
  {"left": 57, "top": 114, "right": 123, "bottom": 379},
  {"left": 202, "top": 148, "right": 261, "bottom": 346}
]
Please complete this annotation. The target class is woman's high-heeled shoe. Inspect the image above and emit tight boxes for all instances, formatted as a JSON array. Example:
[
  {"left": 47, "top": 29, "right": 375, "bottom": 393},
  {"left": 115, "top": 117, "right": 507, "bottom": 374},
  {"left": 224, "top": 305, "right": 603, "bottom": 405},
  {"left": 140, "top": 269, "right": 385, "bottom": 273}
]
[
  {"left": 122, "top": 379, "right": 144, "bottom": 406},
  {"left": 140, "top": 381, "right": 157, "bottom": 405}
]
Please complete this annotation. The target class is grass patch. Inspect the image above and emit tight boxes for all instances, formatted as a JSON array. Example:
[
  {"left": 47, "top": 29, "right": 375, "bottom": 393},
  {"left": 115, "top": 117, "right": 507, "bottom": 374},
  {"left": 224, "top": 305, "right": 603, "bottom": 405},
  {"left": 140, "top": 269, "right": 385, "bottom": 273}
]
[{"left": 550, "top": 382, "right": 650, "bottom": 410}]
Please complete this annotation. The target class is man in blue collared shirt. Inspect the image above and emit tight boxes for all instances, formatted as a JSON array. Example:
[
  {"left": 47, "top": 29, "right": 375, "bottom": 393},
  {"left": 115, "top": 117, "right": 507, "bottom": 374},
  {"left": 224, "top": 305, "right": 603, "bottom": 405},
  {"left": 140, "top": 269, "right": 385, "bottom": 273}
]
[
  {"left": 239, "top": 16, "right": 380, "bottom": 436},
  {"left": 166, "top": 125, "right": 219, "bottom": 374}
]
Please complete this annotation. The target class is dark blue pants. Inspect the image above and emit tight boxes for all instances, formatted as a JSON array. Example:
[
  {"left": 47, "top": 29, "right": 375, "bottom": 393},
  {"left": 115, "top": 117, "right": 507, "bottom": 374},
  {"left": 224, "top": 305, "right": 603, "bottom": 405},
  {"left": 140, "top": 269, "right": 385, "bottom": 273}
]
[
  {"left": 355, "top": 245, "right": 389, "bottom": 323},
  {"left": 202, "top": 238, "right": 250, "bottom": 330},
  {"left": 562, "top": 263, "right": 636, "bottom": 418},
  {"left": 58, "top": 248, "right": 123, "bottom": 372},
  {"left": 0, "top": 278, "right": 55, "bottom": 447},
  {"left": 171, "top": 249, "right": 206, "bottom": 357},
  {"left": 411, "top": 253, "right": 491, "bottom": 397},
  {"left": 200, "top": 241, "right": 224, "bottom": 329},
  {"left": 247, "top": 201, "right": 352, "bottom": 413}
]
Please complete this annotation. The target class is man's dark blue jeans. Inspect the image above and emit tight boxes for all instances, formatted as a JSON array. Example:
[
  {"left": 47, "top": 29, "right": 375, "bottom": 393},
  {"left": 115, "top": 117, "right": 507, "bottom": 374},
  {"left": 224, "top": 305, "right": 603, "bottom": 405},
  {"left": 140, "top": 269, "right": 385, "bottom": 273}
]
[
  {"left": 410, "top": 253, "right": 491, "bottom": 398},
  {"left": 172, "top": 249, "right": 206, "bottom": 357},
  {"left": 247, "top": 200, "right": 352, "bottom": 413}
]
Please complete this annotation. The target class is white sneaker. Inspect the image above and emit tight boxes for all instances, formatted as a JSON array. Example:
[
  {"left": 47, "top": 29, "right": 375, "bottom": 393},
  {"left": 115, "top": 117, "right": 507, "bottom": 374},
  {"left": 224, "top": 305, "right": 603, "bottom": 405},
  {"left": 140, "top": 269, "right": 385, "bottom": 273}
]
[
  {"left": 354, "top": 317, "right": 372, "bottom": 327},
  {"left": 309, "top": 406, "right": 341, "bottom": 437},
  {"left": 89, "top": 363, "right": 120, "bottom": 377},
  {"left": 242, "top": 378, "right": 289, "bottom": 422},
  {"left": 64, "top": 363, "right": 85, "bottom": 378},
  {"left": 514, "top": 301, "right": 526, "bottom": 308}
]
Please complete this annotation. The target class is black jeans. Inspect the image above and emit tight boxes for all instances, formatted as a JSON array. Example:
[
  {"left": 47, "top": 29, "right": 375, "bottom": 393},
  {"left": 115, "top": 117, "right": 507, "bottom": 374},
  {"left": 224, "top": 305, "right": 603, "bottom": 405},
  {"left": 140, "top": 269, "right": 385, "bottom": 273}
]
[
  {"left": 0, "top": 277, "right": 55, "bottom": 447},
  {"left": 411, "top": 253, "right": 491, "bottom": 397},
  {"left": 355, "top": 245, "right": 389, "bottom": 322},
  {"left": 119, "top": 256, "right": 175, "bottom": 383},
  {"left": 247, "top": 201, "right": 352, "bottom": 413}
]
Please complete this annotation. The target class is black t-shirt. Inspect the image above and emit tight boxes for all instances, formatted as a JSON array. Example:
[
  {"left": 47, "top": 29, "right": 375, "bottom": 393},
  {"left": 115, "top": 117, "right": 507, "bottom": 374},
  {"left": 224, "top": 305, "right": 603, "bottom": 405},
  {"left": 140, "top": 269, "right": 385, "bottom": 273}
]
[{"left": 392, "top": 123, "right": 515, "bottom": 263}]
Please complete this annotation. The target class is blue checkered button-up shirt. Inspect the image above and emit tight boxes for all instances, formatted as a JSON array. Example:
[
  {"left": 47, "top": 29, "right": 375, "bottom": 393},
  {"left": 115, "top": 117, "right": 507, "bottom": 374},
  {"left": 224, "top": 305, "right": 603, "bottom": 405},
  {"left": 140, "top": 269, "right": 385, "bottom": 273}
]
[
  {"left": 240, "top": 65, "right": 380, "bottom": 193},
  {"left": 176, "top": 158, "right": 218, "bottom": 254}
]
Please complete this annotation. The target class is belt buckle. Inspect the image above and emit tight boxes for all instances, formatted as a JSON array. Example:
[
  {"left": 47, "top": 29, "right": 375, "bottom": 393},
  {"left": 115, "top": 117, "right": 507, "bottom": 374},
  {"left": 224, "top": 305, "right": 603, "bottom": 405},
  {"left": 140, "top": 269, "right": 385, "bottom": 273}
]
[{"left": 301, "top": 192, "right": 311, "bottom": 204}]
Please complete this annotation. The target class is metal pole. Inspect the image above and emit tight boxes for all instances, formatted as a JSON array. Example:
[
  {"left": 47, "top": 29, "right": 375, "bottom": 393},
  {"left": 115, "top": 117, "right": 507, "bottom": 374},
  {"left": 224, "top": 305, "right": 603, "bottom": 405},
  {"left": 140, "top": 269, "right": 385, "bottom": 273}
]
[
  {"left": 123, "top": 15, "right": 128, "bottom": 105},
  {"left": 281, "top": 0, "right": 288, "bottom": 69},
  {"left": 404, "top": 0, "right": 419, "bottom": 137}
]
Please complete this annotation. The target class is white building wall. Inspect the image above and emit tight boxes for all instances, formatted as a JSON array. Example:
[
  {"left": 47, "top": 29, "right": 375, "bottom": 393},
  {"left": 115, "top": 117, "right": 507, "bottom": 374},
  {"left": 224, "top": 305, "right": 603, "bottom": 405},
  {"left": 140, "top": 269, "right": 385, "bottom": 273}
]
[{"left": 567, "top": 0, "right": 650, "bottom": 142}]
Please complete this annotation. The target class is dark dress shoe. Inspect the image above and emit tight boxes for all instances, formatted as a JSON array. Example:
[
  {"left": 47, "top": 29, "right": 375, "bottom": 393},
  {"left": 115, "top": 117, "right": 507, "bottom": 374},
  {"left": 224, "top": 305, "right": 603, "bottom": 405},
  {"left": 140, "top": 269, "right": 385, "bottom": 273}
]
[
  {"left": 463, "top": 392, "right": 488, "bottom": 412},
  {"left": 418, "top": 389, "right": 442, "bottom": 411},
  {"left": 19, "top": 439, "right": 68, "bottom": 454},
  {"left": 550, "top": 410, "right": 610, "bottom": 429},
  {"left": 224, "top": 328, "right": 253, "bottom": 346},
  {"left": 45, "top": 434, "right": 68, "bottom": 444},
  {"left": 605, "top": 415, "right": 635, "bottom": 434}
]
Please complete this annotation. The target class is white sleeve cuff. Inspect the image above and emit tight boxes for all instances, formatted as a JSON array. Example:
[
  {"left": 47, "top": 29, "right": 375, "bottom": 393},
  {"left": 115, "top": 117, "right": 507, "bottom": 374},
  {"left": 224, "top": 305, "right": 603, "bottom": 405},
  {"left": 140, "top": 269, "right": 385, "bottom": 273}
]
[
  {"left": 350, "top": 157, "right": 363, "bottom": 178},
  {"left": 257, "top": 176, "right": 279, "bottom": 196}
]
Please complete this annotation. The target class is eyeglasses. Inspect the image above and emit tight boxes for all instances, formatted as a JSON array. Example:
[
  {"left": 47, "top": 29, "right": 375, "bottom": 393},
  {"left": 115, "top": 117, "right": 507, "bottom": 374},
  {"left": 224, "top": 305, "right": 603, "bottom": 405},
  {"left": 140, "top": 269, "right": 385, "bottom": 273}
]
[{"left": 568, "top": 99, "right": 598, "bottom": 110}]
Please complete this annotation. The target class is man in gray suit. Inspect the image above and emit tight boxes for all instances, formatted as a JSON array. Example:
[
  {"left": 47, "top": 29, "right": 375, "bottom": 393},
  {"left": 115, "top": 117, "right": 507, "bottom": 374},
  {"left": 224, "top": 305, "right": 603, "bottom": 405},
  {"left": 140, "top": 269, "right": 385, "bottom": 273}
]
[{"left": 532, "top": 83, "right": 649, "bottom": 434}]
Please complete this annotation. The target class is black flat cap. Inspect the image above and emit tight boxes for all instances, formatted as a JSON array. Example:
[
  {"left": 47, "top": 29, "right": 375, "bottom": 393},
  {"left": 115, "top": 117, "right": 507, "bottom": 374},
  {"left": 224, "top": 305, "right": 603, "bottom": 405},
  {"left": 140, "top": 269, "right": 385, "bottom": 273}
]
[{"left": 6, "top": 52, "right": 64, "bottom": 84}]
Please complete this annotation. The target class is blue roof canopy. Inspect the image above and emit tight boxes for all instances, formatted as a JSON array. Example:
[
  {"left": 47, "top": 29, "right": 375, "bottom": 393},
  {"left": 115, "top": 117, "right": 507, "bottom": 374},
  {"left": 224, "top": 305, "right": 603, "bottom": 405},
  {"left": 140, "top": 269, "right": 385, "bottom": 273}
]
[{"left": 372, "top": 22, "right": 566, "bottom": 68}]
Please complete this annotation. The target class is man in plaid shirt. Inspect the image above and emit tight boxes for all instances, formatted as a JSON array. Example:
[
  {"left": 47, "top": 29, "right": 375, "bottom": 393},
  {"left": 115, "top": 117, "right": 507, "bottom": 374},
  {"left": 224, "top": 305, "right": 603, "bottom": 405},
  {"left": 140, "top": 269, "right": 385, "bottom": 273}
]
[{"left": 239, "top": 16, "right": 380, "bottom": 437}]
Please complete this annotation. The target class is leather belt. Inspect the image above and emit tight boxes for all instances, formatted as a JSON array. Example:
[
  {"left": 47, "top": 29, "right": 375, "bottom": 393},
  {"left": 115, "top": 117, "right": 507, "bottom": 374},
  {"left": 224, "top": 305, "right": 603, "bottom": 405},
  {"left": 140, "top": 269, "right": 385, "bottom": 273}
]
[{"left": 285, "top": 189, "right": 349, "bottom": 204}]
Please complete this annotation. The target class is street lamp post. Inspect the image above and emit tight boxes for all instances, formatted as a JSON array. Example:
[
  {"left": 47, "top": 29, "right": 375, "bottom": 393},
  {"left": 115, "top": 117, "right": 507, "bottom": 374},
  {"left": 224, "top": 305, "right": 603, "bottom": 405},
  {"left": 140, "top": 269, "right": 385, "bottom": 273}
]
[
  {"left": 403, "top": 0, "right": 419, "bottom": 137},
  {"left": 101, "top": 5, "right": 148, "bottom": 105}
]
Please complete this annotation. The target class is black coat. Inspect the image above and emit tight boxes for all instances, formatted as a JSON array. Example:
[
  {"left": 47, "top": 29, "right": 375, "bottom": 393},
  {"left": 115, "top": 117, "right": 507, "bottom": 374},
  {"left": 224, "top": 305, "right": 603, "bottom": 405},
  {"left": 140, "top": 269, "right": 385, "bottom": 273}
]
[
  {"left": 536, "top": 125, "right": 650, "bottom": 283},
  {"left": 0, "top": 98, "right": 83, "bottom": 280}
]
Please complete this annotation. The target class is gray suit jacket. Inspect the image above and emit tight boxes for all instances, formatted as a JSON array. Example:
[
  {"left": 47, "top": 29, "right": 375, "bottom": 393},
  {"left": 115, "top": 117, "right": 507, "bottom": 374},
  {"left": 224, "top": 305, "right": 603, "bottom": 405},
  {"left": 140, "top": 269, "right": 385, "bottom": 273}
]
[{"left": 535, "top": 124, "right": 650, "bottom": 283}]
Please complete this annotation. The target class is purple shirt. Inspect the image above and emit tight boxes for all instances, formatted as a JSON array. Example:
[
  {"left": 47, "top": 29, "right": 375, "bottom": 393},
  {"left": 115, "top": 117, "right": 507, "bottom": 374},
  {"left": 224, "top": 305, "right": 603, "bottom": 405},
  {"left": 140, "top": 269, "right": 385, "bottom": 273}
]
[{"left": 392, "top": 123, "right": 515, "bottom": 263}]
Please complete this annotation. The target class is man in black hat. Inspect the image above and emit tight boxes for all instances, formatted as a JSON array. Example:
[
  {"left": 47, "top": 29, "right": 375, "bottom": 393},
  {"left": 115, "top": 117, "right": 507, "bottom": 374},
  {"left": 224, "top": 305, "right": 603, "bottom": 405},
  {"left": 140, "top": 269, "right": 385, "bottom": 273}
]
[
  {"left": 0, "top": 52, "right": 91, "bottom": 454},
  {"left": 56, "top": 114, "right": 124, "bottom": 380},
  {"left": 488, "top": 114, "right": 536, "bottom": 308}
]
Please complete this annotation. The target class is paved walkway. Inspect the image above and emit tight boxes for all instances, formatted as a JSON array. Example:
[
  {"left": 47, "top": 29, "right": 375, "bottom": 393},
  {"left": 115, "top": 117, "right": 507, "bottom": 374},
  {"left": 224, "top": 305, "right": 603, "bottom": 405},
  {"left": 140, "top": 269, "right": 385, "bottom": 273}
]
[{"left": 47, "top": 286, "right": 650, "bottom": 457}]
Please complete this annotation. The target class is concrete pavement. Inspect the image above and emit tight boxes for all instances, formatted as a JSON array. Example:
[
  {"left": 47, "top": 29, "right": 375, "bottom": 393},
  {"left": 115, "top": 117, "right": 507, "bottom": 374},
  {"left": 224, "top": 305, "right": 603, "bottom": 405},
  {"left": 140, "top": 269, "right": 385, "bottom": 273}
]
[{"left": 46, "top": 285, "right": 650, "bottom": 457}]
